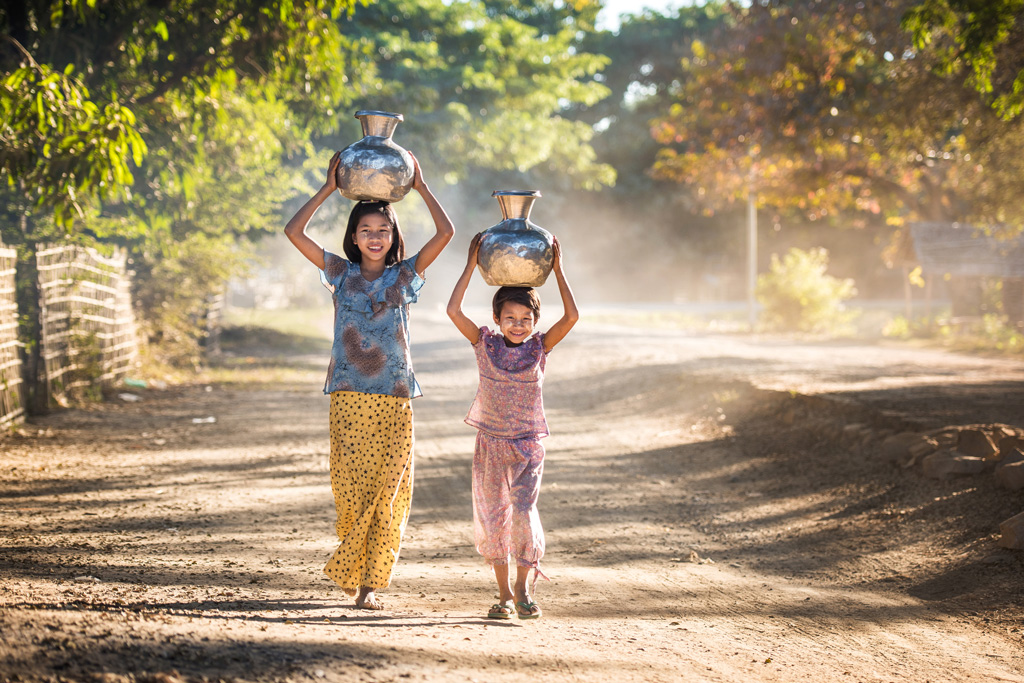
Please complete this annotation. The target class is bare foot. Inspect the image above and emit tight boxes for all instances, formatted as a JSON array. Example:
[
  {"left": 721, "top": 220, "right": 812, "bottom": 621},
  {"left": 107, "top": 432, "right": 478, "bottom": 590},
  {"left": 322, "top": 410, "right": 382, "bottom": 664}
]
[{"left": 355, "top": 587, "right": 384, "bottom": 610}]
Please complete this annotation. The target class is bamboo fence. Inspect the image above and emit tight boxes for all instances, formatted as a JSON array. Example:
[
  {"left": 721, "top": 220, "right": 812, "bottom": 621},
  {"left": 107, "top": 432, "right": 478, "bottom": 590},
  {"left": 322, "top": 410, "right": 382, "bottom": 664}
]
[
  {"left": 0, "top": 240, "right": 24, "bottom": 429},
  {"left": 36, "top": 245, "right": 137, "bottom": 406}
]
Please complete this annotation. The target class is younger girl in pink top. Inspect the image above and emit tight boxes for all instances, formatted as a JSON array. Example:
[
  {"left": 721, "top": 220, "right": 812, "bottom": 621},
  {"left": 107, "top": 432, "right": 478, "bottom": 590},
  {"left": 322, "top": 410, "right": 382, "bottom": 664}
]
[{"left": 446, "top": 234, "right": 579, "bottom": 620}]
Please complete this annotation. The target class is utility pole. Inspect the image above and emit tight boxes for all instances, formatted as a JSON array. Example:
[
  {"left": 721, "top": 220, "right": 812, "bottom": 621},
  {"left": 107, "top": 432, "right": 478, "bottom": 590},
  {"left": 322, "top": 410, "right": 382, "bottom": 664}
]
[{"left": 747, "top": 188, "right": 757, "bottom": 330}]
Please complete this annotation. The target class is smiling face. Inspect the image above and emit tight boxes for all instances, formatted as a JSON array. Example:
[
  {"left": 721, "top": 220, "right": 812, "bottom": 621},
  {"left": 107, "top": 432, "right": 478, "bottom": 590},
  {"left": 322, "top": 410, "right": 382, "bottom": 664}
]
[
  {"left": 495, "top": 300, "right": 536, "bottom": 346},
  {"left": 342, "top": 201, "right": 404, "bottom": 265},
  {"left": 352, "top": 212, "right": 394, "bottom": 262}
]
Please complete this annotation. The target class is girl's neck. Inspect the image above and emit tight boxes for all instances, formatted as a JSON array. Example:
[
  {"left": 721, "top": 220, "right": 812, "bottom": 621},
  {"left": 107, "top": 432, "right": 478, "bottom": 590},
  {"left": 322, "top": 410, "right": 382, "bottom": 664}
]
[{"left": 359, "top": 259, "right": 386, "bottom": 281}]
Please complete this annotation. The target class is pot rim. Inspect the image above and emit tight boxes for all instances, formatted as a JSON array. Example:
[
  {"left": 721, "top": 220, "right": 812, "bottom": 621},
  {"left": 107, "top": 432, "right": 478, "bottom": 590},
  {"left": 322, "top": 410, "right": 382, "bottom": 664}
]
[
  {"left": 491, "top": 190, "right": 542, "bottom": 197},
  {"left": 354, "top": 110, "right": 404, "bottom": 121}
]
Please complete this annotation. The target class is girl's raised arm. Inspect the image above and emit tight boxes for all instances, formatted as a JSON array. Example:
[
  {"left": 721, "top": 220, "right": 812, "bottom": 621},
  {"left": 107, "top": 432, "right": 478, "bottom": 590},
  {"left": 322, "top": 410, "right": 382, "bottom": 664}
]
[
  {"left": 284, "top": 152, "right": 343, "bottom": 270},
  {"left": 542, "top": 237, "right": 579, "bottom": 353},
  {"left": 408, "top": 153, "right": 455, "bottom": 277},
  {"left": 446, "top": 233, "right": 483, "bottom": 344}
]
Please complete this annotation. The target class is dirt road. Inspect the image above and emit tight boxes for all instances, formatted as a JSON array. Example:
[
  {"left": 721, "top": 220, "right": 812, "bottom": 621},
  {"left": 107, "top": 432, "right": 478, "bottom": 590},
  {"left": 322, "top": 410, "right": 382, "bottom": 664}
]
[{"left": 2, "top": 312, "right": 1023, "bottom": 682}]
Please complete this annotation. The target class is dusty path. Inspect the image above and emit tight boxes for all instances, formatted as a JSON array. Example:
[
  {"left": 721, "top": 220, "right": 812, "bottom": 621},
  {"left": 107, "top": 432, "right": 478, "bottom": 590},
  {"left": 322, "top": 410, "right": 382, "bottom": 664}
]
[{"left": 2, "top": 312, "right": 1023, "bottom": 682}]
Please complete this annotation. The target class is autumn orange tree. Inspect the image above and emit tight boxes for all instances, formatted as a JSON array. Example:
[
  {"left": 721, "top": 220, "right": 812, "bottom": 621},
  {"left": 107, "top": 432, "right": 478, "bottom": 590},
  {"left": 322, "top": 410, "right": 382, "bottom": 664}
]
[{"left": 650, "top": 0, "right": 1024, "bottom": 237}]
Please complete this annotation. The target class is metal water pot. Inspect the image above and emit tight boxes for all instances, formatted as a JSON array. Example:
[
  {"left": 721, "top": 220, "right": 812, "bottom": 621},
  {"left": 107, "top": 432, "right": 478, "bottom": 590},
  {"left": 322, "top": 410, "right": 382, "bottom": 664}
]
[
  {"left": 335, "top": 110, "right": 415, "bottom": 203},
  {"left": 477, "top": 191, "right": 553, "bottom": 287}
]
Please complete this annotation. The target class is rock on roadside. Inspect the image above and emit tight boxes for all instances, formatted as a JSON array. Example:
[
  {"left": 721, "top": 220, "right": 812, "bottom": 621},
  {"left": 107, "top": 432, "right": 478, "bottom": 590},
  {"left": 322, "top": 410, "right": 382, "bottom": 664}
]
[{"left": 921, "top": 450, "right": 988, "bottom": 479}]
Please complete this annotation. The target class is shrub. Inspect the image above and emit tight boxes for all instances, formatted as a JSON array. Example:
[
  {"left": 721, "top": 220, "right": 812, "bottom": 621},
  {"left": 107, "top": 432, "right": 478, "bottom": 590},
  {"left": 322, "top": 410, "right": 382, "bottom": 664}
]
[
  {"left": 131, "top": 232, "right": 246, "bottom": 369},
  {"left": 756, "top": 247, "right": 857, "bottom": 334},
  {"left": 938, "top": 313, "right": 1024, "bottom": 353},
  {"left": 882, "top": 314, "right": 913, "bottom": 339}
]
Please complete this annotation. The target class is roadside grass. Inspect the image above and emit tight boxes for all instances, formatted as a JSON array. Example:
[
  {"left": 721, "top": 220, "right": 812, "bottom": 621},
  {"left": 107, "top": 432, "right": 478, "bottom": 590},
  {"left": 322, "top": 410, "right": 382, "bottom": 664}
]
[
  {"left": 195, "top": 307, "right": 333, "bottom": 386},
  {"left": 132, "top": 302, "right": 1022, "bottom": 394},
  {"left": 199, "top": 357, "right": 324, "bottom": 387},
  {"left": 583, "top": 304, "right": 1023, "bottom": 355},
  {"left": 222, "top": 306, "right": 333, "bottom": 341},
  {"left": 582, "top": 309, "right": 749, "bottom": 333},
  {"left": 881, "top": 310, "right": 1024, "bottom": 355},
  {"left": 583, "top": 306, "right": 880, "bottom": 338}
]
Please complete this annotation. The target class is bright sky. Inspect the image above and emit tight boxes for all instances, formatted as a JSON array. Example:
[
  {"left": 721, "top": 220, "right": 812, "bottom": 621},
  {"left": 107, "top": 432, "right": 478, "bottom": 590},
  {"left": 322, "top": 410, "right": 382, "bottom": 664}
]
[{"left": 595, "top": 0, "right": 694, "bottom": 31}]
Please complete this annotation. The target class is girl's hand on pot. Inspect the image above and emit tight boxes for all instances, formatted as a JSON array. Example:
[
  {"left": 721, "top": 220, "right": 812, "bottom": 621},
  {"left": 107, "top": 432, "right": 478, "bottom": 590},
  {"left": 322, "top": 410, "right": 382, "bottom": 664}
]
[
  {"left": 552, "top": 236, "right": 564, "bottom": 271},
  {"left": 325, "top": 151, "right": 341, "bottom": 193},
  {"left": 410, "top": 152, "right": 426, "bottom": 191},
  {"left": 468, "top": 232, "right": 483, "bottom": 265}
]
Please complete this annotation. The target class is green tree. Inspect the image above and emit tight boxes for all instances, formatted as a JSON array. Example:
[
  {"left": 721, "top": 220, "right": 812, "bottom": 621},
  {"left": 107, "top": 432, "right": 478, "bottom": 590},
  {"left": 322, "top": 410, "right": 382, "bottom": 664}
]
[
  {"left": 1, "top": 0, "right": 374, "bottom": 375},
  {"left": 2, "top": 0, "right": 369, "bottom": 240},
  {"left": 0, "top": 44, "right": 145, "bottom": 231},
  {"left": 903, "top": 0, "right": 1024, "bottom": 120},
  {"left": 576, "top": 4, "right": 729, "bottom": 193},
  {"left": 546, "top": 4, "right": 742, "bottom": 301},
  {"left": 337, "top": 0, "right": 615, "bottom": 191}
]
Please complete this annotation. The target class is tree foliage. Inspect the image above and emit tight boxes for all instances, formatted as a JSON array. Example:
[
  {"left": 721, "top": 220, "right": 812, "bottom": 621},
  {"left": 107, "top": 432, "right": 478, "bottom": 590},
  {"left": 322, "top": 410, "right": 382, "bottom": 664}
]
[
  {"left": 0, "top": 52, "right": 145, "bottom": 229},
  {"left": 1, "top": 0, "right": 373, "bottom": 367},
  {"left": 338, "top": 0, "right": 615, "bottom": 191},
  {"left": 650, "top": 0, "right": 1024, "bottom": 239},
  {"left": 1, "top": 0, "right": 369, "bottom": 241},
  {"left": 903, "top": 0, "right": 1024, "bottom": 120},
  {"left": 577, "top": 3, "right": 729, "bottom": 191},
  {"left": 1, "top": 0, "right": 632, "bottom": 366},
  {"left": 536, "top": 4, "right": 739, "bottom": 301}
]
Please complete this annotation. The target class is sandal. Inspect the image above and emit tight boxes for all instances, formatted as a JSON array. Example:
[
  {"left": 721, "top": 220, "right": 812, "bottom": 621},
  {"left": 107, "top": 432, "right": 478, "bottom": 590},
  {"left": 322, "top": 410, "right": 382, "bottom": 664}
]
[
  {"left": 515, "top": 600, "right": 542, "bottom": 620},
  {"left": 487, "top": 600, "right": 515, "bottom": 619}
]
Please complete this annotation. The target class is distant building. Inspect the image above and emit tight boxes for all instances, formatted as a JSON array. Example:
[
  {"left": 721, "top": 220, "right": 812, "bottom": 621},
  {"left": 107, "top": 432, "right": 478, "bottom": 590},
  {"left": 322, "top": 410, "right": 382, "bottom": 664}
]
[{"left": 910, "top": 222, "right": 1024, "bottom": 326}]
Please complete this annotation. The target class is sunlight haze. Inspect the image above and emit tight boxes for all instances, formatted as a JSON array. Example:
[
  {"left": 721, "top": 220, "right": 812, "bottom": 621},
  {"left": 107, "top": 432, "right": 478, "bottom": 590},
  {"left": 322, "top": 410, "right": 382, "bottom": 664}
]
[{"left": 596, "top": 0, "right": 693, "bottom": 30}]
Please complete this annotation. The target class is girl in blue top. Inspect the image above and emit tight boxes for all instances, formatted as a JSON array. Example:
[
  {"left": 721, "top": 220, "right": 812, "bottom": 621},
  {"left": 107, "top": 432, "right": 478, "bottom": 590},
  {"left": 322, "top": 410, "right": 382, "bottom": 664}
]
[{"left": 285, "top": 151, "right": 454, "bottom": 610}]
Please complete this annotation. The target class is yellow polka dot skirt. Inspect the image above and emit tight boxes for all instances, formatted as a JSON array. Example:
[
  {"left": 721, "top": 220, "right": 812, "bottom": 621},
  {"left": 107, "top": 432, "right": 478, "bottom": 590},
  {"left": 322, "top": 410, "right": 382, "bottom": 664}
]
[{"left": 324, "top": 390, "right": 415, "bottom": 595}]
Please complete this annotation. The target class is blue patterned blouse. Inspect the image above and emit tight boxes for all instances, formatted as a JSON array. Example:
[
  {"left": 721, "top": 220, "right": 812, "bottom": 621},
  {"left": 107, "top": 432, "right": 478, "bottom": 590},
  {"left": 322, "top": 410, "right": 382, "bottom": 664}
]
[{"left": 320, "top": 249, "right": 425, "bottom": 398}]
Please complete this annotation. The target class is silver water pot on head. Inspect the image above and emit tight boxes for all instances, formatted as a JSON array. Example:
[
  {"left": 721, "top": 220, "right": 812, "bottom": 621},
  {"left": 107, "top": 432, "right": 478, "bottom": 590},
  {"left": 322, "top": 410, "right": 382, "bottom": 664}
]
[
  {"left": 477, "top": 191, "right": 554, "bottom": 288},
  {"left": 335, "top": 110, "right": 415, "bottom": 203}
]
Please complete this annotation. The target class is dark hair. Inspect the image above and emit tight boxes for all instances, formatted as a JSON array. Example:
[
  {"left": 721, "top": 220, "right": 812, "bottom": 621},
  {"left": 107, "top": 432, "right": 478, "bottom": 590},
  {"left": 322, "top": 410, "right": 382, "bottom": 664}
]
[
  {"left": 342, "top": 201, "right": 405, "bottom": 265},
  {"left": 492, "top": 286, "right": 541, "bottom": 322}
]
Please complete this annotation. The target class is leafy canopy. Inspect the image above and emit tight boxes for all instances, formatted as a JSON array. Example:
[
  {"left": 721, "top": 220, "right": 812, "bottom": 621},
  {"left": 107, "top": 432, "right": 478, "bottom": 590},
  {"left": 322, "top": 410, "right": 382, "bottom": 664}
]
[
  {"left": 0, "top": 52, "right": 146, "bottom": 229},
  {"left": 650, "top": 0, "right": 1024, "bottom": 236},
  {"left": 903, "top": 0, "right": 1024, "bottom": 120},
  {"left": 340, "top": 0, "right": 615, "bottom": 190},
  {"left": 0, "top": 0, "right": 366, "bottom": 240}
]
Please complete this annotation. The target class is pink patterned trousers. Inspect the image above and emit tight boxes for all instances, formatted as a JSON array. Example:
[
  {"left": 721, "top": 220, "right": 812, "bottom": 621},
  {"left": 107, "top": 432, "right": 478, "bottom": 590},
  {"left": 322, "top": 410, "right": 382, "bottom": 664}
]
[{"left": 472, "top": 432, "right": 545, "bottom": 567}]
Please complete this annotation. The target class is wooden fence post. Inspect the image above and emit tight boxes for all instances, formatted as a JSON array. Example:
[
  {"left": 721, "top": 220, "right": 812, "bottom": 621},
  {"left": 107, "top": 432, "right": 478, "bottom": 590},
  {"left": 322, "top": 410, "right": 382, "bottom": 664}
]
[
  {"left": 16, "top": 242, "right": 49, "bottom": 414},
  {"left": 0, "top": 239, "right": 25, "bottom": 429}
]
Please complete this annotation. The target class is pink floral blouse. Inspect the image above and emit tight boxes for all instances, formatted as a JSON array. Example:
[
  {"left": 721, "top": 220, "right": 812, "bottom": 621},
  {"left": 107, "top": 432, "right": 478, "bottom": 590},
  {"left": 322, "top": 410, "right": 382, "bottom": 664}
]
[{"left": 465, "top": 326, "right": 549, "bottom": 439}]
